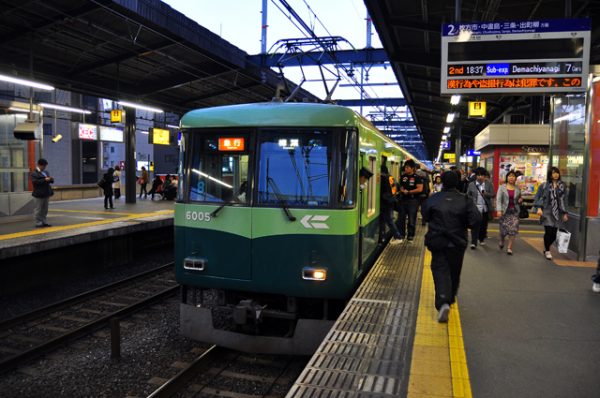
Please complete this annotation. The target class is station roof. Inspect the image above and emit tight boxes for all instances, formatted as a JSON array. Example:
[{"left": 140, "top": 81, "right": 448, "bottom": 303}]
[
  {"left": 365, "top": 0, "right": 600, "bottom": 159},
  {"left": 0, "top": 0, "right": 318, "bottom": 115}
]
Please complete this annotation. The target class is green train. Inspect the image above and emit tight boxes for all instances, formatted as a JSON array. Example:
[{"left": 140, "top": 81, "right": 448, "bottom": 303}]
[{"left": 175, "top": 102, "right": 426, "bottom": 354}]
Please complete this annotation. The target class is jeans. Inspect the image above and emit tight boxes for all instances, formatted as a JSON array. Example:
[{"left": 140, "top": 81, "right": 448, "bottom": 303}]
[
  {"left": 380, "top": 206, "right": 401, "bottom": 239},
  {"left": 471, "top": 211, "right": 489, "bottom": 244},
  {"left": 34, "top": 197, "right": 49, "bottom": 226},
  {"left": 544, "top": 226, "right": 558, "bottom": 251},
  {"left": 430, "top": 247, "right": 466, "bottom": 310},
  {"left": 396, "top": 199, "right": 418, "bottom": 239}
]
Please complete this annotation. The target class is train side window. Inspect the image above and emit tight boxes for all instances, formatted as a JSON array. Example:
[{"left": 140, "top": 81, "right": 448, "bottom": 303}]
[
  {"left": 367, "top": 156, "right": 377, "bottom": 216},
  {"left": 338, "top": 130, "right": 357, "bottom": 207}
]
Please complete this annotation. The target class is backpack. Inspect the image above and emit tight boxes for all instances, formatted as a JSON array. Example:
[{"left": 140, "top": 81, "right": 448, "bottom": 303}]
[{"left": 97, "top": 178, "right": 106, "bottom": 189}]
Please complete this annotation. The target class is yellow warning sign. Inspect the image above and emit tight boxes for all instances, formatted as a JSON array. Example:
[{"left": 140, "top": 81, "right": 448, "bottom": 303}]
[
  {"left": 444, "top": 153, "right": 456, "bottom": 161},
  {"left": 468, "top": 101, "right": 486, "bottom": 118},
  {"left": 110, "top": 109, "right": 123, "bottom": 123}
]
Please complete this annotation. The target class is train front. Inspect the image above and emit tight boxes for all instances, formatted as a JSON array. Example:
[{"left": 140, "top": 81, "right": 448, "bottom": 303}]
[{"left": 174, "top": 103, "right": 361, "bottom": 354}]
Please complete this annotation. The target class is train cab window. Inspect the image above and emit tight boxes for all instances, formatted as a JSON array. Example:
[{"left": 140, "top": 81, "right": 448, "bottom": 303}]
[
  {"left": 187, "top": 136, "right": 249, "bottom": 204},
  {"left": 338, "top": 130, "right": 357, "bottom": 207},
  {"left": 257, "top": 130, "right": 332, "bottom": 207},
  {"left": 367, "top": 156, "right": 377, "bottom": 216}
]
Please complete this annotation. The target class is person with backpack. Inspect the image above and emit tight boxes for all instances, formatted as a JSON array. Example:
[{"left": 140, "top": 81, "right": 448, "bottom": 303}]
[
  {"left": 395, "top": 159, "right": 423, "bottom": 242},
  {"left": 379, "top": 162, "right": 402, "bottom": 243},
  {"left": 422, "top": 171, "right": 480, "bottom": 322}
]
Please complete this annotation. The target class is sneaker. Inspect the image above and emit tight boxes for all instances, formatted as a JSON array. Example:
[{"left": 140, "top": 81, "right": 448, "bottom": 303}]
[
  {"left": 480, "top": 240, "right": 486, "bottom": 246},
  {"left": 470, "top": 244, "right": 476, "bottom": 250},
  {"left": 507, "top": 249, "right": 513, "bottom": 255},
  {"left": 390, "top": 238, "right": 401, "bottom": 245},
  {"left": 544, "top": 251, "right": 553, "bottom": 260},
  {"left": 593, "top": 283, "right": 600, "bottom": 293},
  {"left": 437, "top": 304, "right": 450, "bottom": 323}
]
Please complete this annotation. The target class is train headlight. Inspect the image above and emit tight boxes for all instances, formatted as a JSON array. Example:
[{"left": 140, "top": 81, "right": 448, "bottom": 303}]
[{"left": 302, "top": 267, "right": 327, "bottom": 281}]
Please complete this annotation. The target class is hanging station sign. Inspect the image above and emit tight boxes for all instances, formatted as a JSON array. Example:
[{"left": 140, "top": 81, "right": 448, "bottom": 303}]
[
  {"left": 468, "top": 101, "right": 487, "bottom": 118},
  {"left": 99, "top": 126, "right": 124, "bottom": 142},
  {"left": 150, "top": 128, "right": 170, "bottom": 145},
  {"left": 78, "top": 123, "right": 97, "bottom": 140},
  {"left": 441, "top": 18, "right": 591, "bottom": 94}
]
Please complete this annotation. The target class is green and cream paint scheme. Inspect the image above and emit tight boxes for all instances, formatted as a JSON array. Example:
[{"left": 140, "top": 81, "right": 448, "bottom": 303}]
[{"left": 176, "top": 102, "right": 419, "bottom": 302}]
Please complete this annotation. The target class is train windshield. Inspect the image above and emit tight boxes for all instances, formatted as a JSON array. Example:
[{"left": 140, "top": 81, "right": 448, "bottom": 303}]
[
  {"left": 188, "top": 135, "right": 250, "bottom": 204},
  {"left": 256, "top": 130, "right": 332, "bottom": 207}
]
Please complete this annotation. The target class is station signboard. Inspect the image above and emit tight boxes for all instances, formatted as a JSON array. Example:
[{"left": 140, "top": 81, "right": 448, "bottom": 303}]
[
  {"left": 468, "top": 101, "right": 486, "bottom": 118},
  {"left": 78, "top": 123, "right": 97, "bottom": 140},
  {"left": 150, "top": 128, "right": 170, "bottom": 145},
  {"left": 218, "top": 137, "right": 245, "bottom": 151},
  {"left": 441, "top": 18, "right": 591, "bottom": 94},
  {"left": 99, "top": 126, "right": 124, "bottom": 142}
]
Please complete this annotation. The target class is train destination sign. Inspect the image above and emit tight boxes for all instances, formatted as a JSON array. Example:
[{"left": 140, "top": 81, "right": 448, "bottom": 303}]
[{"left": 441, "top": 18, "right": 591, "bottom": 94}]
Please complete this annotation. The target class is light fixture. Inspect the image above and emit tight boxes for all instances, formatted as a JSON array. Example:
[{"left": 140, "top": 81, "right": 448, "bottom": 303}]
[
  {"left": 446, "top": 113, "right": 456, "bottom": 123},
  {"left": 40, "top": 103, "right": 92, "bottom": 115},
  {"left": 117, "top": 100, "right": 163, "bottom": 113},
  {"left": 139, "top": 131, "right": 149, "bottom": 135},
  {"left": 450, "top": 95, "right": 461, "bottom": 105},
  {"left": 8, "top": 107, "right": 40, "bottom": 114},
  {"left": 443, "top": 126, "right": 450, "bottom": 134},
  {"left": 166, "top": 124, "right": 179, "bottom": 129},
  {"left": 51, "top": 134, "right": 63, "bottom": 143},
  {"left": 0, "top": 73, "right": 54, "bottom": 91},
  {"left": 302, "top": 267, "right": 327, "bottom": 281}
]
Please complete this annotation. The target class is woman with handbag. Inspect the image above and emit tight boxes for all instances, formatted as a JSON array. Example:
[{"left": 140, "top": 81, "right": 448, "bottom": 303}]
[
  {"left": 496, "top": 170, "right": 523, "bottom": 255},
  {"left": 533, "top": 167, "right": 569, "bottom": 260}
]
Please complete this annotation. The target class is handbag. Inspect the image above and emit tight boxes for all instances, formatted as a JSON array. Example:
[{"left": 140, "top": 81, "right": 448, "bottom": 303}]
[
  {"left": 474, "top": 185, "right": 493, "bottom": 220},
  {"left": 556, "top": 229, "right": 571, "bottom": 253},
  {"left": 519, "top": 205, "right": 529, "bottom": 219}
]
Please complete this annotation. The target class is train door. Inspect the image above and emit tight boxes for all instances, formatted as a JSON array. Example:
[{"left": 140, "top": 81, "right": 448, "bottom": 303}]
[{"left": 359, "top": 154, "right": 378, "bottom": 268}]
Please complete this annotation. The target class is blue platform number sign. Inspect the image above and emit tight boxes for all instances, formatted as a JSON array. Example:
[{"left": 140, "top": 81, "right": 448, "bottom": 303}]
[
  {"left": 467, "top": 150, "right": 481, "bottom": 156},
  {"left": 197, "top": 181, "right": 205, "bottom": 194},
  {"left": 441, "top": 141, "right": 451, "bottom": 149}
]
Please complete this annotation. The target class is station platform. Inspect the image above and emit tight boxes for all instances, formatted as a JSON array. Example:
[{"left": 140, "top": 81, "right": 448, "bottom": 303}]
[
  {"left": 0, "top": 197, "right": 174, "bottom": 260},
  {"left": 287, "top": 226, "right": 599, "bottom": 398}
]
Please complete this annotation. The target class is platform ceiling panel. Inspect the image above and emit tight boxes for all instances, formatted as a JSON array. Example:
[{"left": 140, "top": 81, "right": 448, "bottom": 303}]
[
  {"left": 0, "top": 0, "right": 317, "bottom": 114},
  {"left": 365, "top": 0, "right": 600, "bottom": 159}
]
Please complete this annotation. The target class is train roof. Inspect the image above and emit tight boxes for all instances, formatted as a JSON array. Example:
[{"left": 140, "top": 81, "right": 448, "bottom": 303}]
[{"left": 180, "top": 102, "right": 361, "bottom": 129}]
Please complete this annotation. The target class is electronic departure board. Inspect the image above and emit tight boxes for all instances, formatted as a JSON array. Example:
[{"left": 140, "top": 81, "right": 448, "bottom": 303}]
[{"left": 441, "top": 19, "right": 591, "bottom": 94}]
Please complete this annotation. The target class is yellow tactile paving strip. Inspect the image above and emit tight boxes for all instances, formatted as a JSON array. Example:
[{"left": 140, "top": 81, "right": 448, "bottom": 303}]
[
  {"left": 408, "top": 250, "right": 472, "bottom": 398},
  {"left": 0, "top": 209, "right": 173, "bottom": 241}
]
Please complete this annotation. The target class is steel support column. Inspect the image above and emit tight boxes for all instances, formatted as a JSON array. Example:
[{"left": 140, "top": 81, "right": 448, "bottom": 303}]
[{"left": 124, "top": 107, "right": 137, "bottom": 204}]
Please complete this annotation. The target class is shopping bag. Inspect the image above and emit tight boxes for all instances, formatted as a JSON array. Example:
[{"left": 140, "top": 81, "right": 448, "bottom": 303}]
[{"left": 556, "top": 229, "right": 571, "bottom": 254}]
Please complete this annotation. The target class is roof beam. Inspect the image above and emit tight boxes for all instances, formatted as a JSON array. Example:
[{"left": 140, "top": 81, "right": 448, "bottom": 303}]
[
  {"left": 389, "top": 50, "right": 439, "bottom": 69},
  {"left": 372, "top": 120, "right": 416, "bottom": 127},
  {"left": 335, "top": 98, "right": 407, "bottom": 107},
  {"left": 247, "top": 48, "right": 388, "bottom": 67},
  {"left": 387, "top": 16, "right": 440, "bottom": 33}
]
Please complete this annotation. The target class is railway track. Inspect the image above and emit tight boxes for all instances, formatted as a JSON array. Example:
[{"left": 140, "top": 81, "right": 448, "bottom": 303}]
[
  {"left": 0, "top": 263, "right": 178, "bottom": 373},
  {"left": 147, "top": 345, "right": 305, "bottom": 398}
]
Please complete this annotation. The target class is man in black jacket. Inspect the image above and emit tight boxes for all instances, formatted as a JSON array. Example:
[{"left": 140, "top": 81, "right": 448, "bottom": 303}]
[
  {"left": 421, "top": 171, "right": 480, "bottom": 322},
  {"left": 31, "top": 158, "right": 54, "bottom": 227}
]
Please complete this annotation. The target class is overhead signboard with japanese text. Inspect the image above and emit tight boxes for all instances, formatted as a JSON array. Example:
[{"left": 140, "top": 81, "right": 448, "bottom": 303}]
[
  {"left": 78, "top": 123, "right": 97, "bottom": 141},
  {"left": 150, "top": 128, "right": 170, "bottom": 145},
  {"left": 99, "top": 126, "right": 124, "bottom": 142},
  {"left": 441, "top": 18, "right": 591, "bottom": 94}
]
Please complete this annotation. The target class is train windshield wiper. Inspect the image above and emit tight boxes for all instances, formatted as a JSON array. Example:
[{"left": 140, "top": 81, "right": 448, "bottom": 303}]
[
  {"left": 267, "top": 178, "right": 296, "bottom": 222},
  {"left": 210, "top": 202, "right": 234, "bottom": 217}
]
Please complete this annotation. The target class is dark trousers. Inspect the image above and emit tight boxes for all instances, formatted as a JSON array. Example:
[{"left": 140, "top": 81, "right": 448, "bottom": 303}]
[
  {"left": 114, "top": 188, "right": 121, "bottom": 199},
  {"left": 430, "top": 247, "right": 466, "bottom": 310},
  {"left": 104, "top": 194, "right": 113, "bottom": 209},
  {"left": 380, "top": 206, "right": 401, "bottom": 239},
  {"left": 471, "top": 211, "right": 489, "bottom": 244},
  {"left": 139, "top": 183, "right": 148, "bottom": 198},
  {"left": 543, "top": 226, "right": 558, "bottom": 251},
  {"left": 396, "top": 200, "right": 418, "bottom": 239}
]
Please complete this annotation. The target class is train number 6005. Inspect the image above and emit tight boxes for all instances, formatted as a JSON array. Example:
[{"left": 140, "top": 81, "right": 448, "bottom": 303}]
[{"left": 185, "top": 211, "right": 212, "bottom": 222}]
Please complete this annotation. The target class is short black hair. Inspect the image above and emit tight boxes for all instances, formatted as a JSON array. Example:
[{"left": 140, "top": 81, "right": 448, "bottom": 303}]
[
  {"left": 37, "top": 158, "right": 48, "bottom": 166},
  {"left": 403, "top": 159, "right": 416, "bottom": 169},
  {"left": 442, "top": 171, "right": 458, "bottom": 189},
  {"left": 505, "top": 170, "right": 517, "bottom": 182},
  {"left": 474, "top": 167, "right": 487, "bottom": 176},
  {"left": 359, "top": 167, "right": 373, "bottom": 179}
]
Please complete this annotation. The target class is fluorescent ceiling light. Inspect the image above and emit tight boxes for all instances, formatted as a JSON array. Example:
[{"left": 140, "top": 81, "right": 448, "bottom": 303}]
[
  {"left": 40, "top": 103, "right": 92, "bottom": 115},
  {"left": 166, "top": 124, "right": 179, "bottom": 129},
  {"left": 446, "top": 113, "right": 456, "bottom": 123},
  {"left": 443, "top": 126, "right": 450, "bottom": 133},
  {"left": 139, "top": 131, "right": 149, "bottom": 135},
  {"left": 450, "top": 95, "right": 461, "bottom": 105},
  {"left": 9, "top": 107, "right": 40, "bottom": 114},
  {"left": 0, "top": 73, "right": 54, "bottom": 90},
  {"left": 457, "top": 30, "right": 472, "bottom": 42},
  {"left": 117, "top": 100, "right": 163, "bottom": 113}
]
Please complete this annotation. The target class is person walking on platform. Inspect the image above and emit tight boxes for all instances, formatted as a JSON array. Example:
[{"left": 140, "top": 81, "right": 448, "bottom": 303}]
[
  {"left": 533, "top": 167, "right": 569, "bottom": 260},
  {"left": 422, "top": 171, "right": 480, "bottom": 322},
  {"left": 379, "top": 162, "right": 402, "bottom": 243},
  {"left": 496, "top": 170, "right": 523, "bottom": 255},
  {"left": 113, "top": 165, "right": 121, "bottom": 199},
  {"left": 433, "top": 175, "right": 443, "bottom": 193},
  {"left": 31, "top": 158, "right": 54, "bottom": 228},
  {"left": 395, "top": 159, "right": 423, "bottom": 242},
  {"left": 102, "top": 168, "right": 115, "bottom": 209},
  {"left": 139, "top": 166, "right": 149, "bottom": 199},
  {"left": 149, "top": 175, "right": 163, "bottom": 200},
  {"left": 467, "top": 167, "right": 495, "bottom": 249},
  {"left": 415, "top": 164, "right": 430, "bottom": 226}
]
